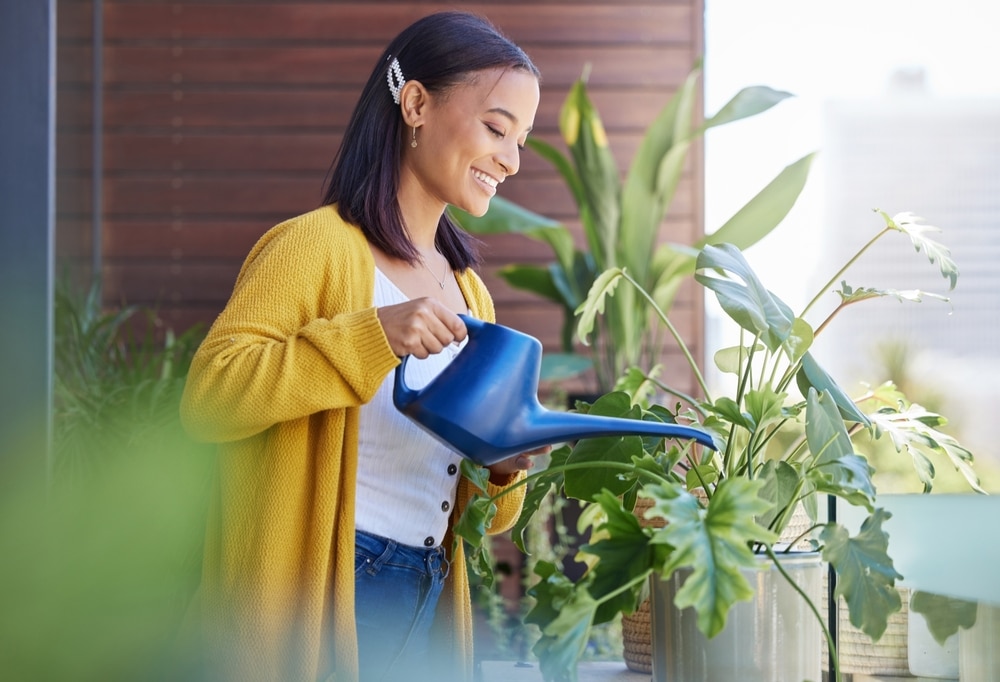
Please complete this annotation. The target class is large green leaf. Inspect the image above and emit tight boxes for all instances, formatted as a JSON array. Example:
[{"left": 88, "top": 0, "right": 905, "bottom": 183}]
[
  {"left": 498, "top": 264, "right": 564, "bottom": 305},
  {"left": 619, "top": 65, "right": 701, "bottom": 284},
  {"left": 561, "top": 79, "right": 621, "bottom": 266},
  {"left": 879, "top": 210, "right": 959, "bottom": 290},
  {"left": 526, "top": 561, "right": 596, "bottom": 682},
  {"left": 449, "top": 195, "right": 559, "bottom": 235},
  {"left": 575, "top": 267, "right": 625, "bottom": 346},
  {"left": 702, "top": 85, "right": 794, "bottom": 131},
  {"left": 835, "top": 281, "right": 951, "bottom": 307},
  {"left": 696, "top": 244, "right": 794, "bottom": 351},
  {"left": 804, "top": 388, "right": 855, "bottom": 466},
  {"left": 756, "top": 460, "right": 802, "bottom": 534},
  {"left": 744, "top": 385, "right": 790, "bottom": 432},
  {"left": 453, "top": 461, "right": 498, "bottom": 586},
  {"left": 647, "top": 152, "right": 814, "bottom": 315},
  {"left": 796, "top": 353, "right": 870, "bottom": 426},
  {"left": 648, "top": 478, "right": 777, "bottom": 637},
  {"left": 509, "top": 453, "right": 570, "bottom": 554},
  {"left": 702, "top": 152, "right": 815, "bottom": 250},
  {"left": 564, "top": 393, "right": 646, "bottom": 499},
  {"left": 583, "top": 490, "right": 668, "bottom": 622},
  {"left": 804, "top": 388, "right": 876, "bottom": 509},
  {"left": 867, "top": 402, "right": 984, "bottom": 494},
  {"left": 909, "top": 591, "right": 978, "bottom": 645},
  {"left": 551, "top": 253, "right": 598, "bottom": 316},
  {"left": 526, "top": 137, "right": 587, "bottom": 217},
  {"left": 705, "top": 395, "right": 755, "bottom": 431},
  {"left": 821, "top": 510, "right": 903, "bottom": 641},
  {"left": 649, "top": 242, "right": 698, "bottom": 313},
  {"left": 712, "top": 343, "right": 764, "bottom": 376}
]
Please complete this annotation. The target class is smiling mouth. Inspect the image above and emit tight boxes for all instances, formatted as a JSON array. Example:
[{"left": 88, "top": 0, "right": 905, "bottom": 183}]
[{"left": 473, "top": 169, "right": 500, "bottom": 190}]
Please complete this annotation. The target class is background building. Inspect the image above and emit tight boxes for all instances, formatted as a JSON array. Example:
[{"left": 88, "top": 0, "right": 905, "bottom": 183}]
[{"left": 815, "top": 80, "right": 1000, "bottom": 461}]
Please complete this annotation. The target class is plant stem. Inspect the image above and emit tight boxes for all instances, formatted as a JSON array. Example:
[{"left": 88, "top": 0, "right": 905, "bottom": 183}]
[
  {"left": 594, "top": 568, "right": 654, "bottom": 609},
  {"left": 799, "top": 227, "right": 890, "bottom": 320},
  {"left": 649, "top": 377, "right": 708, "bottom": 418},
  {"left": 764, "top": 545, "right": 842, "bottom": 682},
  {"left": 619, "top": 270, "right": 711, "bottom": 400},
  {"left": 813, "top": 302, "right": 847, "bottom": 338},
  {"left": 781, "top": 522, "right": 826, "bottom": 552},
  {"left": 482, "top": 459, "right": 675, "bottom": 506}
]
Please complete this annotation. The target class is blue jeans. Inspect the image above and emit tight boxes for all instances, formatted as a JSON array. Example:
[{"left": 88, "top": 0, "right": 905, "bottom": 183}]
[{"left": 354, "top": 530, "right": 449, "bottom": 681}]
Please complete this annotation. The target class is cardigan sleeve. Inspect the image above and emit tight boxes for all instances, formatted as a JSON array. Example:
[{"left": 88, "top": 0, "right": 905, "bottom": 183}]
[
  {"left": 180, "top": 210, "right": 400, "bottom": 443},
  {"left": 454, "top": 471, "right": 527, "bottom": 537}
]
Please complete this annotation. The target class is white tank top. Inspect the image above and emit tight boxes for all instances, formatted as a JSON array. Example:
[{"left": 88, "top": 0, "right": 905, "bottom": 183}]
[{"left": 354, "top": 268, "right": 467, "bottom": 549}]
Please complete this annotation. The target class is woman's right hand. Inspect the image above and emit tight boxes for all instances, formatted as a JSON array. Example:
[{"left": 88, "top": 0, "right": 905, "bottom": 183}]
[{"left": 376, "top": 298, "right": 467, "bottom": 359}]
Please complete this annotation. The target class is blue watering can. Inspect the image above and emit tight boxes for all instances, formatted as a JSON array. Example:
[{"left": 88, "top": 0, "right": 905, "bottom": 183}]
[{"left": 393, "top": 315, "right": 717, "bottom": 466}]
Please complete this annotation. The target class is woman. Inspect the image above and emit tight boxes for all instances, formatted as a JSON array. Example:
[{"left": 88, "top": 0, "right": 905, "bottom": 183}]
[{"left": 179, "top": 11, "right": 542, "bottom": 682}]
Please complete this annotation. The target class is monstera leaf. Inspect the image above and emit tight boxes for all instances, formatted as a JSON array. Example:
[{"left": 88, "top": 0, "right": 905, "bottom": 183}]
[
  {"left": 648, "top": 478, "right": 777, "bottom": 637},
  {"left": 821, "top": 509, "right": 903, "bottom": 641}
]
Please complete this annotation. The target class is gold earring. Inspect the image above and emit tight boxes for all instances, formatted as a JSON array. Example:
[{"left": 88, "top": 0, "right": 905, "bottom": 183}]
[{"left": 411, "top": 126, "right": 418, "bottom": 148}]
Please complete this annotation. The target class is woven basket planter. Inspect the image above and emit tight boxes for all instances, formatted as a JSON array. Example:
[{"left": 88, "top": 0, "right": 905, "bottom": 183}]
[
  {"left": 821, "top": 578, "right": 910, "bottom": 676},
  {"left": 621, "top": 496, "right": 664, "bottom": 672}
]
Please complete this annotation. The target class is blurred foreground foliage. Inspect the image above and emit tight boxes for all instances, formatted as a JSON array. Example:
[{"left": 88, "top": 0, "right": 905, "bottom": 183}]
[{"left": 0, "top": 280, "right": 211, "bottom": 681}]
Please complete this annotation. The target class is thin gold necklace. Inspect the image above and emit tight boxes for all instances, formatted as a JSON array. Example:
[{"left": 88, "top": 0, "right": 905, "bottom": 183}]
[{"left": 420, "top": 256, "right": 449, "bottom": 289}]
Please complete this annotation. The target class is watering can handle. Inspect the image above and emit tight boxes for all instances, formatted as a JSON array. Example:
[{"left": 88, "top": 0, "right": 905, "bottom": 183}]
[
  {"left": 458, "top": 313, "right": 484, "bottom": 336},
  {"left": 393, "top": 314, "right": 482, "bottom": 406}
]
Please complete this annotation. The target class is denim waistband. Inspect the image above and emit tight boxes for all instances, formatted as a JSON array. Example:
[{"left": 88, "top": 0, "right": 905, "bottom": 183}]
[{"left": 355, "top": 529, "right": 450, "bottom": 578}]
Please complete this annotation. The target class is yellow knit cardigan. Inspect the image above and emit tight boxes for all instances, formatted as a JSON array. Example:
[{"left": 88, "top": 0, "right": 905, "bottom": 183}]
[{"left": 180, "top": 206, "right": 526, "bottom": 682}]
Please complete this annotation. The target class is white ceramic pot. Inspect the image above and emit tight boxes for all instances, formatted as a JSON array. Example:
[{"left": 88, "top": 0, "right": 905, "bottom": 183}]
[
  {"left": 907, "top": 592, "right": 959, "bottom": 679},
  {"left": 960, "top": 601, "right": 1000, "bottom": 681},
  {"left": 650, "top": 552, "right": 823, "bottom": 682}
]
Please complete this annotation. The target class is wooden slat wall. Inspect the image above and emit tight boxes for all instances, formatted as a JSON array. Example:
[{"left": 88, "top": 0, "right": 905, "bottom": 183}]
[{"left": 56, "top": 0, "right": 705, "bottom": 396}]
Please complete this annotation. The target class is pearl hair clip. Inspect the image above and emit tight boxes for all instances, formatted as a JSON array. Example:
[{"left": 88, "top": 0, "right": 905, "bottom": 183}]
[{"left": 387, "top": 57, "right": 405, "bottom": 105}]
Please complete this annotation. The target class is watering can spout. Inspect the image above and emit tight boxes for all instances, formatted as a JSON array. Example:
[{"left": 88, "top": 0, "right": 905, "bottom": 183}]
[
  {"left": 393, "top": 314, "right": 716, "bottom": 465},
  {"left": 526, "top": 408, "right": 718, "bottom": 451}
]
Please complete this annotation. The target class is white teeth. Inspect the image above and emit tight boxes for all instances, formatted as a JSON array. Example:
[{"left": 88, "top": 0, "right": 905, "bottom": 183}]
[{"left": 473, "top": 170, "right": 498, "bottom": 188}]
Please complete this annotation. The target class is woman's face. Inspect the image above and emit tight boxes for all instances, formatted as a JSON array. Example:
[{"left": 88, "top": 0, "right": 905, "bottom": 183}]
[{"left": 403, "top": 67, "right": 540, "bottom": 218}]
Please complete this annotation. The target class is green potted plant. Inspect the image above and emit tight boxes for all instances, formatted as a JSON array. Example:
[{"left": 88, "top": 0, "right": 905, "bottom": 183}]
[
  {"left": 456, "top": 210, "right": 983, "bottom": 681},
  {"left": 453, "top": 62, "right": 814, "bottom": 390}
]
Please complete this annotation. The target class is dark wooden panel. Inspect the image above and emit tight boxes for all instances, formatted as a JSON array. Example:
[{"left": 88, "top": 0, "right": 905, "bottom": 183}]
[
  {"left": 58, "top": 1, "right": 93, "bottom": 42},
  {"left": 64, "top": 131, "right": 674, "bottom": 177},
  {"left": 100, "top": 89, "right": 358, "bottom": 130},
  {"left": 97, "top": 175, "right": 541, "bottom": 217},
  {"left": 102, "top": 219, "right": 270, "bottom": 260},
  {"left": 58, "top": 45, "right": 92, "bottom": 83},
  {"left": 105, "top": 261, "right": 242, "bottom": 305},
  {"left": 56, "top": 87, "right": 93, "bottom": 129},
  {"left": 95, "top": 218, "right": 556, "bottom": 262},
  {"left": 68, "top": 0, "right": 706, "bottom": 358},
  {"left": 98, "top": 45, "right": 694, "bottom": 89},
  {"left": 102, "top": 132, "right": 342, "bottom": 172},
  {"left": 93, "top": 214, "right": 694, "bottom": 265},
  {"left": 73, "top": 87, "right": 686, "bottom": 132},
  {"left": 55, "top": 175, "right": 93, "bottom": 215},
  {"left": 57, "top": 130, "right": 95, "bottom": 172},
  {"left": 95, "top": 174, "right": 694, "bottom": 221},
  {"left": 103, "top": 258, "right": 700, "bottom": 326},
  {"left": 104, "top": 3, "right": 692, "bottom": 45}
]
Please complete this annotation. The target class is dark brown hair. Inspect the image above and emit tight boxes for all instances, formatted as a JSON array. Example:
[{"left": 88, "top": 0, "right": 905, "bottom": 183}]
[{"left": 321, "top": 11, "right": 540, "bottom": 269}]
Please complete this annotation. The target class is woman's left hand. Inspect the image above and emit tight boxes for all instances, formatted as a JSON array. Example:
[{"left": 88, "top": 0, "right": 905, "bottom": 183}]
[{"left": 487, "top": 444, "right": 552, "bottom": 483}]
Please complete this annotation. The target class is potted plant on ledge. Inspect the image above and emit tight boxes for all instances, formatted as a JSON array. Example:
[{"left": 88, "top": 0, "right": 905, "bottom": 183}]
[{"left": 457, "top": 210, "right": 983, "bottom": 682}]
